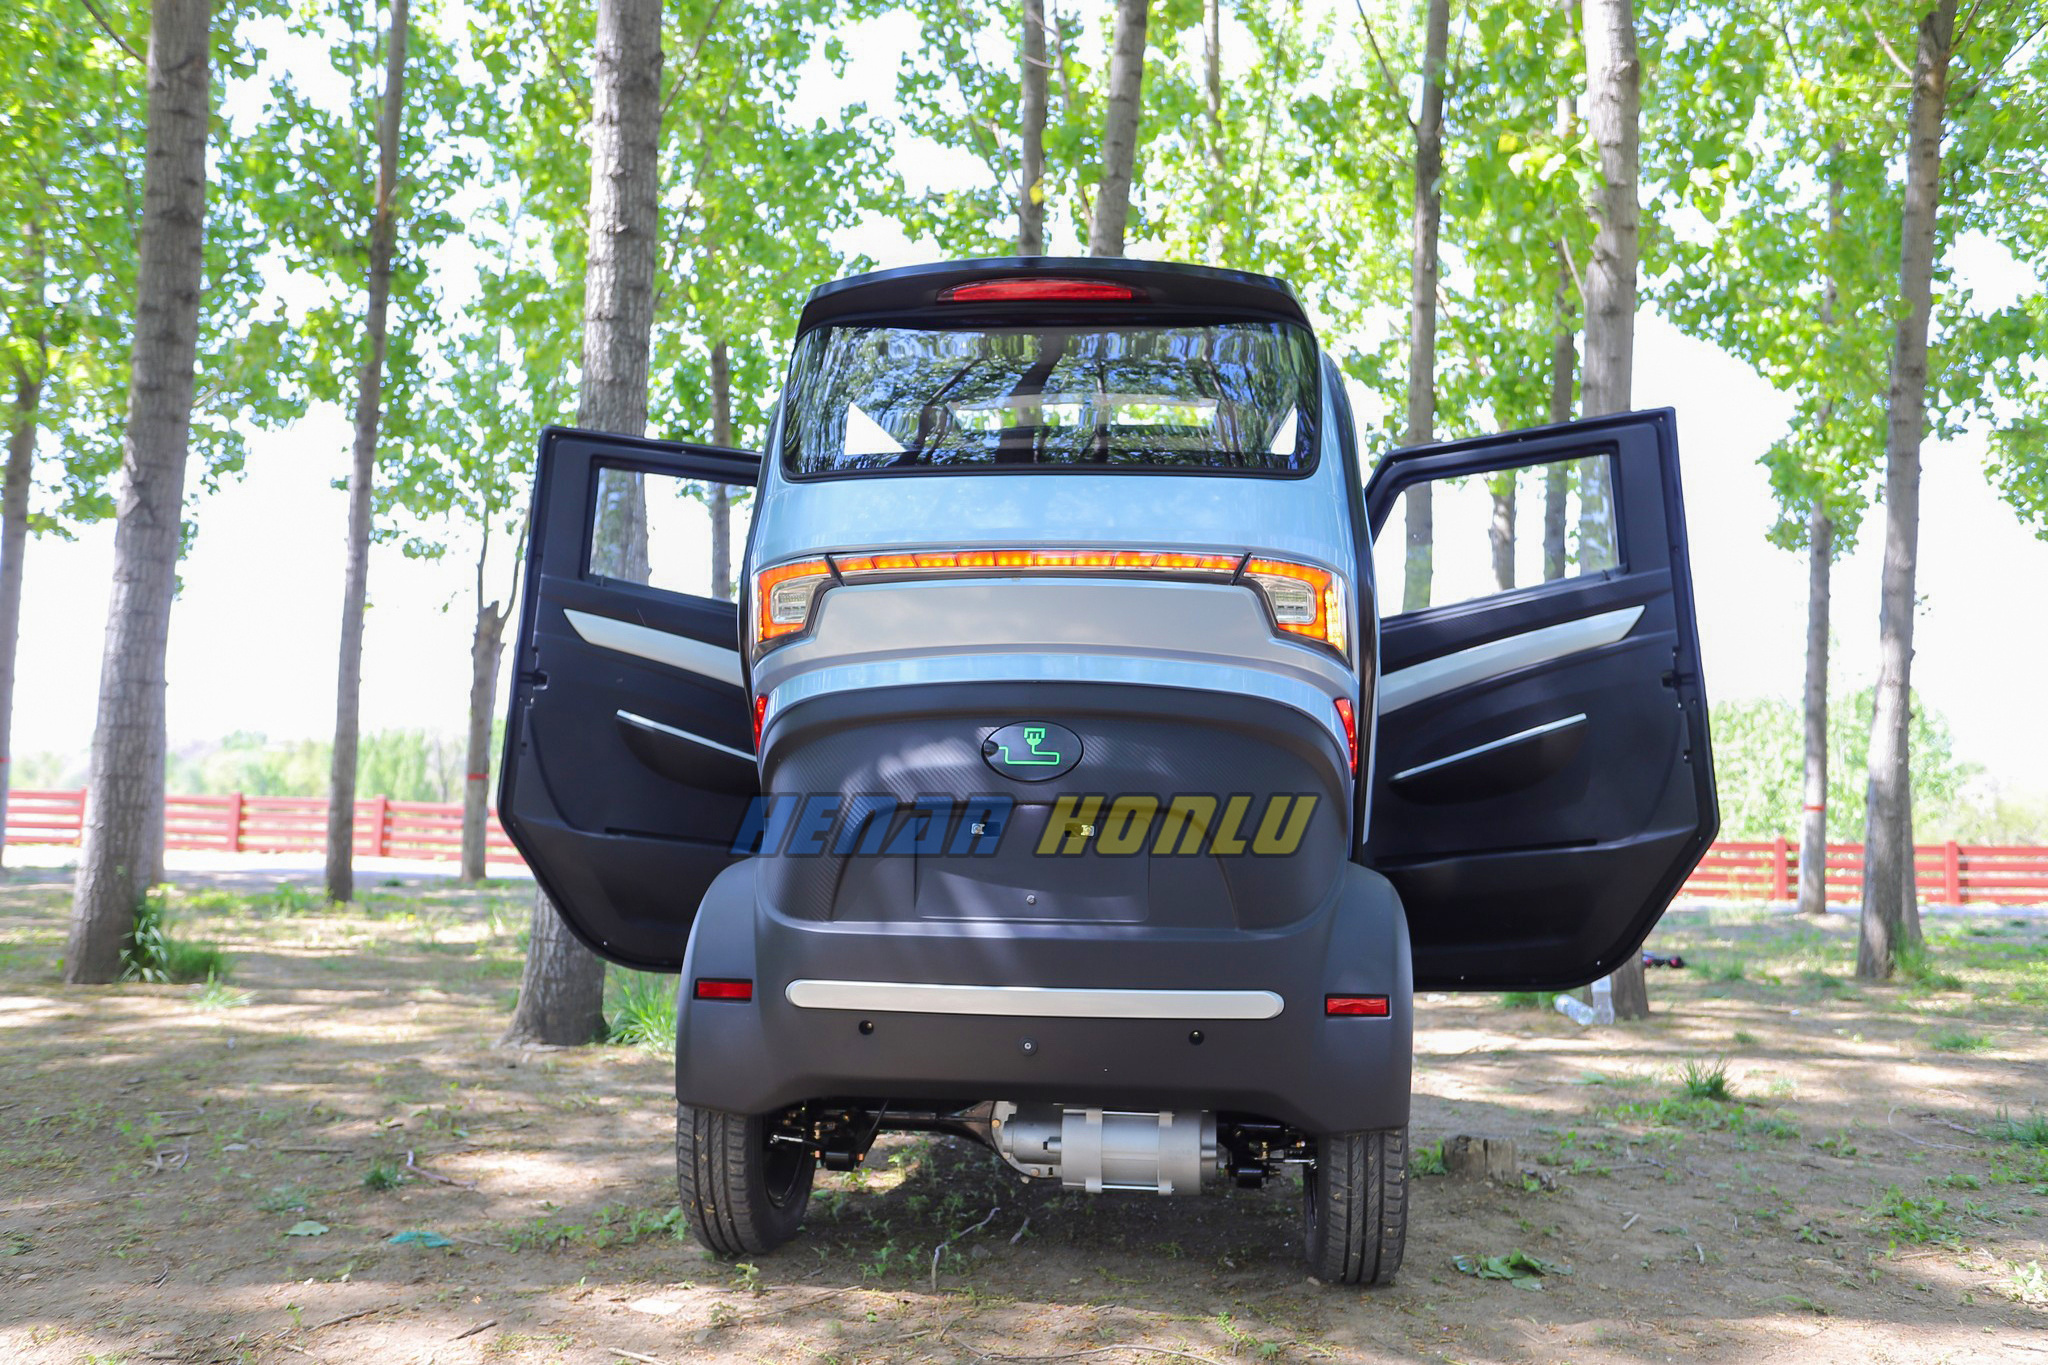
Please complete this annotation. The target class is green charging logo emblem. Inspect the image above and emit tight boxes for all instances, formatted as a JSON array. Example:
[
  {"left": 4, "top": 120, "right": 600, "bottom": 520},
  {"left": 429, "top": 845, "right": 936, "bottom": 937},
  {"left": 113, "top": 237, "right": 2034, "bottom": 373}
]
[{"left": 982, "top": 722, "right": 1082, "bottom": 781}]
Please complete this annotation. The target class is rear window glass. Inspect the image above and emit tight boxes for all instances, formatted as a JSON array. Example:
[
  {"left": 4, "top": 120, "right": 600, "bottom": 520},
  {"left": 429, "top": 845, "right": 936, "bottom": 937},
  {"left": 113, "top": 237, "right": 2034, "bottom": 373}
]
[{"left": 781, "top": 320, "right": 1319, "bottom": 477}]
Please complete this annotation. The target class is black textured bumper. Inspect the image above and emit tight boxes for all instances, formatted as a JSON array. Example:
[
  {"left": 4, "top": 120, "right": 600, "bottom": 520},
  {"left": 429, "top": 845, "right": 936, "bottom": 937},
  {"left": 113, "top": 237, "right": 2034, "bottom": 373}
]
[{"left": 674, "top": 860, "right": 1413, "bottom": 1134}]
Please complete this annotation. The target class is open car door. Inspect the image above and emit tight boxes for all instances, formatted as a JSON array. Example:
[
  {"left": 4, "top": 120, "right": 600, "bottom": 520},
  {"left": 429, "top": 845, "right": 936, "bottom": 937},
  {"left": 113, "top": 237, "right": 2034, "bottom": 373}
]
[
  {"left": 1361, "top": 408, "right": 1717, "bottom": 990},
  {"left": 499, "top": 427, "right": 760, "bottom": 971}
]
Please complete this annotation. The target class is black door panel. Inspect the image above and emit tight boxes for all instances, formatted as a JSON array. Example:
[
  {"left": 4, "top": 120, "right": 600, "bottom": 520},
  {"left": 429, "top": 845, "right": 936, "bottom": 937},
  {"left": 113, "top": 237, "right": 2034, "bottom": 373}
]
[
  {"left": 499, "top": 428, "right": 761, "bottom": 971},
  {"left": 1361, "top": 409, "right": 1716, "bottom": 990}
]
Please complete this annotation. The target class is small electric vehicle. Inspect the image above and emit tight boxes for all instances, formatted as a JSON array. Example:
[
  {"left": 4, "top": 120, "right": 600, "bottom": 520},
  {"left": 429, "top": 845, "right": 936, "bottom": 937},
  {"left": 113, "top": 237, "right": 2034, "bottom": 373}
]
[{"left": 499, "top": 257, "right": 1717, "bottom": 1285}]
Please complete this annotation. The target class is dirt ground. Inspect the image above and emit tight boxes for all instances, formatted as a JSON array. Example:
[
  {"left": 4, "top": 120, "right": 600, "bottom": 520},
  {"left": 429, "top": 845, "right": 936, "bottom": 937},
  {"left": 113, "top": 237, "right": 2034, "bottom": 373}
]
[{"left": 1, "top": 870, "right": 2044, "bottom": 1365}]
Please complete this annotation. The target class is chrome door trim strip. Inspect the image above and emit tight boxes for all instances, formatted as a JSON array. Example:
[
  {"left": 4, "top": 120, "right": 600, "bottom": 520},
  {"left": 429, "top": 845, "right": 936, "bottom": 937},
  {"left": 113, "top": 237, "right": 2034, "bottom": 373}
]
[
  {"left": 616, "top": 710, "right": 754, "bottom": 762},
  {"left": 1378, "top": 605, "right": 1643, "bottom": 714},
  {"left": 1392, "top": 712, "right": 1589, "bottom": 782},
  {"left": 564, "top": 608, "right": 743, "bottom": 687}
]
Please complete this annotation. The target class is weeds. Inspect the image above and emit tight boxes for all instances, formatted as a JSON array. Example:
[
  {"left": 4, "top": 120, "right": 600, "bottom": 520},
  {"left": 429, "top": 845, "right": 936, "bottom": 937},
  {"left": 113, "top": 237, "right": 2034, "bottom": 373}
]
[
  {"left": 1869, "top": 1186, "right": 1959, "bottom": 1247},
  {"left": 1986, "top": 1110, "right": 2048, "bottom": 1148},
  {"left": 2010, "top": 1260, "right": 2048, "bottom": 1305},
  {"left": 363, "top": 1160, "right": 406, "bottom": 1192},
  {"left": 192, "top": 972, "right": 252, "bottom": 1009},
  {"left": 1677, "top": 1057, "right": 1734, "bottom": 1101},
  {"left": 121, "top": 887, "right": 229, "bottom": 984},
  {"left": 1412, "top": 1142, "right": 1447, "bottom": 1176},
  {"left": 1893, "top": 943, "right": 1963, "bottom": 992},
  {"left": 606, "top": 970, "right": 677, "bottom": 1052},
  {"left": 1499, "top": 990, "right": 1561, "bottom": 1010},
  {"left": 1927, "top": 1028, "right": 1993, "bottom": 1053},
  {"left": 1698, "top": 957, "right": 1746, "bottom": 984}
]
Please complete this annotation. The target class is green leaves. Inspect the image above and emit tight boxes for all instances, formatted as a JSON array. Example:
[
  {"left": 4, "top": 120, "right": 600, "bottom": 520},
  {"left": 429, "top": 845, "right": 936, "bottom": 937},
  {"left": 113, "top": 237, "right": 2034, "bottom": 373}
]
[{"left": 1452, "top": 1249, "right": 1572, "bottom": 1287}]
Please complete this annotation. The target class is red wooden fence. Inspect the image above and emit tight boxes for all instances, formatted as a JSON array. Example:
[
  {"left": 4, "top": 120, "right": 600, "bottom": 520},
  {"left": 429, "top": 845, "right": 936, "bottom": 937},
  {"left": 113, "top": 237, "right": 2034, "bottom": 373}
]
[
  {"left": 1678, "top": 837, "right": 2048, "bottom": 906},
  {"left": 6, "top": 788, "right": 519, "bottom": 864},
  {"left": 5, "top": 789, "right": 2047, "bottom": 903}
]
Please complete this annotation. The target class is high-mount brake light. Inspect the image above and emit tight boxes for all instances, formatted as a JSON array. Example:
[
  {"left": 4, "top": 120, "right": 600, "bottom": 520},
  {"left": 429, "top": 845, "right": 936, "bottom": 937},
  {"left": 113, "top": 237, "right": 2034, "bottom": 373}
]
[
  {"left": 694, "top": 978, "right": 754, "bottom": 1002},
  {"left": 1333, "top": 697, "right": 1358, "bottom": 776},
  {"left": 936, "top": 277, "right": 1140, "bottom": 304},
  {"left": 1325, "top": 994, "right": 1390, "bottom": 1017},
  {"left": 1243, "top": 556, "right": 1349, "bottom": 659},
  {"left": 832, "top": 548, "right": 1242, "bottom": 577},
  {"left": 752, "top": 557, "right": 832, "bottom": 652}
]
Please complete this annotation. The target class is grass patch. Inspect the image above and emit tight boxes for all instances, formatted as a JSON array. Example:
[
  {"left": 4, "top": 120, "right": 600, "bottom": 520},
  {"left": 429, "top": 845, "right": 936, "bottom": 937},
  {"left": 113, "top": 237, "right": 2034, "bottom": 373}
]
[
  {"left": 1986, "top": 1110, "right": 2048, "bottom": 1148},
  {"left": 1697, "top": 957, "right": 1747, "bottom": 983},
  {"left": 1868, "top": 1185, "right": 1959, "bottom": 1246},
  {"left": 191, "top": 972, "right": 252, "bottom": 1009},
  {"left": 1500, "top": 990, "right": 1561, "bottom": 1010},
  {"left": 606, "top": 969, "right": 677, "bottom": 1052},
  {"left": 1927, "top": 1028, "right": 1993, "bottom": 1053},
  {"left": 120, "top": 887, "right": 230, "bottom": 985},
  {"left": 1678, "top": 1057, "right": 1734, "bottom": 1101},
  {"left": 363, "top": 1159, "right": 406, "bottom": 1192},
  {"left": 1412, "top": 1141, "right": 1447, "bottom": 1176},
  {"left": 1894, "top": 943, "right": 1963, "bottom": 991}
]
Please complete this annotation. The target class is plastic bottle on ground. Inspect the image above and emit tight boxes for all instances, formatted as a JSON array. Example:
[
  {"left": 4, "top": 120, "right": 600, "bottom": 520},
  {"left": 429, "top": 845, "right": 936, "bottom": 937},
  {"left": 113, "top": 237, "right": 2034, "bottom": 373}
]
[
  {"left": 1590, "top": 974, "right": 1615, "bottom": 1025},
  {"left": 1553, "top": 993, "right": 1597, "bottom": 1026}
]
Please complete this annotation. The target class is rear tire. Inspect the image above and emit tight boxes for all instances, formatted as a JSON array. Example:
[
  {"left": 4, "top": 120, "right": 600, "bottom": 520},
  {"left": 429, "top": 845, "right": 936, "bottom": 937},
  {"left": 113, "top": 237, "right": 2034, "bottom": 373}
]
[
  {"left": 676, "top": 1103, "right": 815, "bottom": 1256},
  {"left": 1302, "top": 1126, "right": 1407, "bottom": 1285}
]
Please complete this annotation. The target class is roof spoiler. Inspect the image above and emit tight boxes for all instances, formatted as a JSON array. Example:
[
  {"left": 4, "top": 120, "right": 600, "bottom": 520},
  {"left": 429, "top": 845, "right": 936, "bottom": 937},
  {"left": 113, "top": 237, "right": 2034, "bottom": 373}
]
[{"left": 797, "top": 256, "right": 1312, "bottom": 334}]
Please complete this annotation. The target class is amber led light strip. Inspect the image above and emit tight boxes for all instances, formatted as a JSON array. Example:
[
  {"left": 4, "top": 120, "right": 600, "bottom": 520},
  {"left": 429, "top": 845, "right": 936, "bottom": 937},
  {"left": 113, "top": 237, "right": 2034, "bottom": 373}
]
[
  {"left": 833, "top": 548, "right": 1244, "bottom": 577},
  {"left": 751, "top": 547, "right": 1349, "bottom": 660}
]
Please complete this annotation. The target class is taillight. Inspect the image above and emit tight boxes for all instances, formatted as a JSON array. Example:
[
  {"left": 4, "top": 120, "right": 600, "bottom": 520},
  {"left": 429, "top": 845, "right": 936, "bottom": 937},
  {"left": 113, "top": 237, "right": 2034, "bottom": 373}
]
[
  {"left": 937, "top": 277, "right": 1140, "bottom": 303},
  {"left": 1325, "top": 994, "right": 1389, "bottom": 1017},
  {"left": 752, "top": 695, "right": 767, "bottom": 750},
  {"left": 694, "top": 978, "right": 753, "bottom": 1002},
  {"left": 1243, "top": 557, "right": 1348, "bottom": 659},
  {"left": 752, "top": 557, "right": 831, "bottom": 653},
  {"left": 1333, "top": 697, "right": 1358, "bottom": 775}
]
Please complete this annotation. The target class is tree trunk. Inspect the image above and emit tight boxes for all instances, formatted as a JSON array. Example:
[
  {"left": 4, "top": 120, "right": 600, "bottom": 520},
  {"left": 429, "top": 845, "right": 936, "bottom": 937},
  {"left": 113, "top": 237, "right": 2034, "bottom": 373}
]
[
  {"left": 507, "top": 0, "right": 663, "bottom": 1047},
  {"left": 1576, "top": 0, "right": 1636, "bottom": 580},
  {"left": 0, "top": 354, "right": 44, "bottom": 875},
  {"left": 1400, "top": 0, "right": 1450, "bottom": 614},
  {"left": 67, "top": 0, "right": 212, "bottom": 984},
  {"left": 1087, "top": 0, "right": 1149, "bottom": 258},
  {"left": 1543, "top": 251, "right": 1575, "bottom": 582},
  {"left": 459, "top": 596, "right": 506, "bottom": 884},
  {"left": 1798, "top": 504, "right": 1832, "bottom": 915},
  {"left": 708, "top": 340, "right": 733, "bottom": 600},
  {"left": 325, "top": 0, "right": 411, "bottom": 905},
  {"left": 1798, "top": 163, "right": 1843, "bottom": 919},
  {"left": 1543, "top": 104, "right": 1577, "bottom": 585},
  {"left": 1488, "top": 473, "right": 1515, "bottom": 591},
  {"left": 1857, "top": 0, "right": 1953, "bottom": 981},
  {"left": 1202, "top": 0, "right": 1225, "bottom": 254},
  {"left": 1578, "top": 0, "right": 1646, "bottom": 1020},
  {"left": 1019, "top": 0, "right": 1047, "bottom": 255}
]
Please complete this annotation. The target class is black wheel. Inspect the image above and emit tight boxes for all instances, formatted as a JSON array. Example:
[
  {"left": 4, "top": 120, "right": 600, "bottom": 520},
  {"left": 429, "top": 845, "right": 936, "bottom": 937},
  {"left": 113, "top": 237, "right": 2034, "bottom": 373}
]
[
  {"left": 676, "top": 1103, "right": 815, "bottom": 1256},
  {"left": 1302, "top": 1126, "right": 1407, "bottom": 1286}
]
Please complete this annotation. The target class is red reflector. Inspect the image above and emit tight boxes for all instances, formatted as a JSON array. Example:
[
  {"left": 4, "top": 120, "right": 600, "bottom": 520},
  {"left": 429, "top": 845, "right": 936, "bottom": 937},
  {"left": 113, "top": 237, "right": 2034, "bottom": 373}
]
[
  {"left": 937, "top": 277, "right": 1139, "bottom": 303},
  {"left": 1333, "top": 697, "right": 1358, "bottom": 776},
  {"left": 1326, "top": 994, "right": 1389, "bottom": 1017},
  {"left": 695, "top": 978, "right": 753, "bottom": 1002},
  {"left": 752, "top": 695, "right": 767, "bottom": 750}
]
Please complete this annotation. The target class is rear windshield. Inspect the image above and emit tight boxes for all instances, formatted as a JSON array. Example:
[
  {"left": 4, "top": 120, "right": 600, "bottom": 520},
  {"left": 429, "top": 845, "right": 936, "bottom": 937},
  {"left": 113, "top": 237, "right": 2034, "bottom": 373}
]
[{"left": 780, "top": 320, "right": 1319, "bottom": 477}]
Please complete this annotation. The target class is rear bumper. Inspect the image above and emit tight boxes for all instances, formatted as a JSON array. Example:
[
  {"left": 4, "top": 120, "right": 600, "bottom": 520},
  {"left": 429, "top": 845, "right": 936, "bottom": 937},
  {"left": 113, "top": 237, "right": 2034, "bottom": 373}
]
[{"left": 674, "top": 859, "right": 1413, "bottom": 1134}]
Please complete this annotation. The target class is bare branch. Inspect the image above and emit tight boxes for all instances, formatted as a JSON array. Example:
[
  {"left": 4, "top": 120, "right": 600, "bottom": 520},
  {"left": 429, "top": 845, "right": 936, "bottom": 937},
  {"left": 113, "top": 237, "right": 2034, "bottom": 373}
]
[
  {"left": 1351, "top": 0, "right": 1416, "bottom": 130},
  {"left": 1866, "top": 17, "right": 1917, "bottom": 78},
  {"left": 660, "top": 0, "right": 731, "bottom": 118},
  {"left": 80, "top": 0, "right": 145, "bottom": 65}
]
